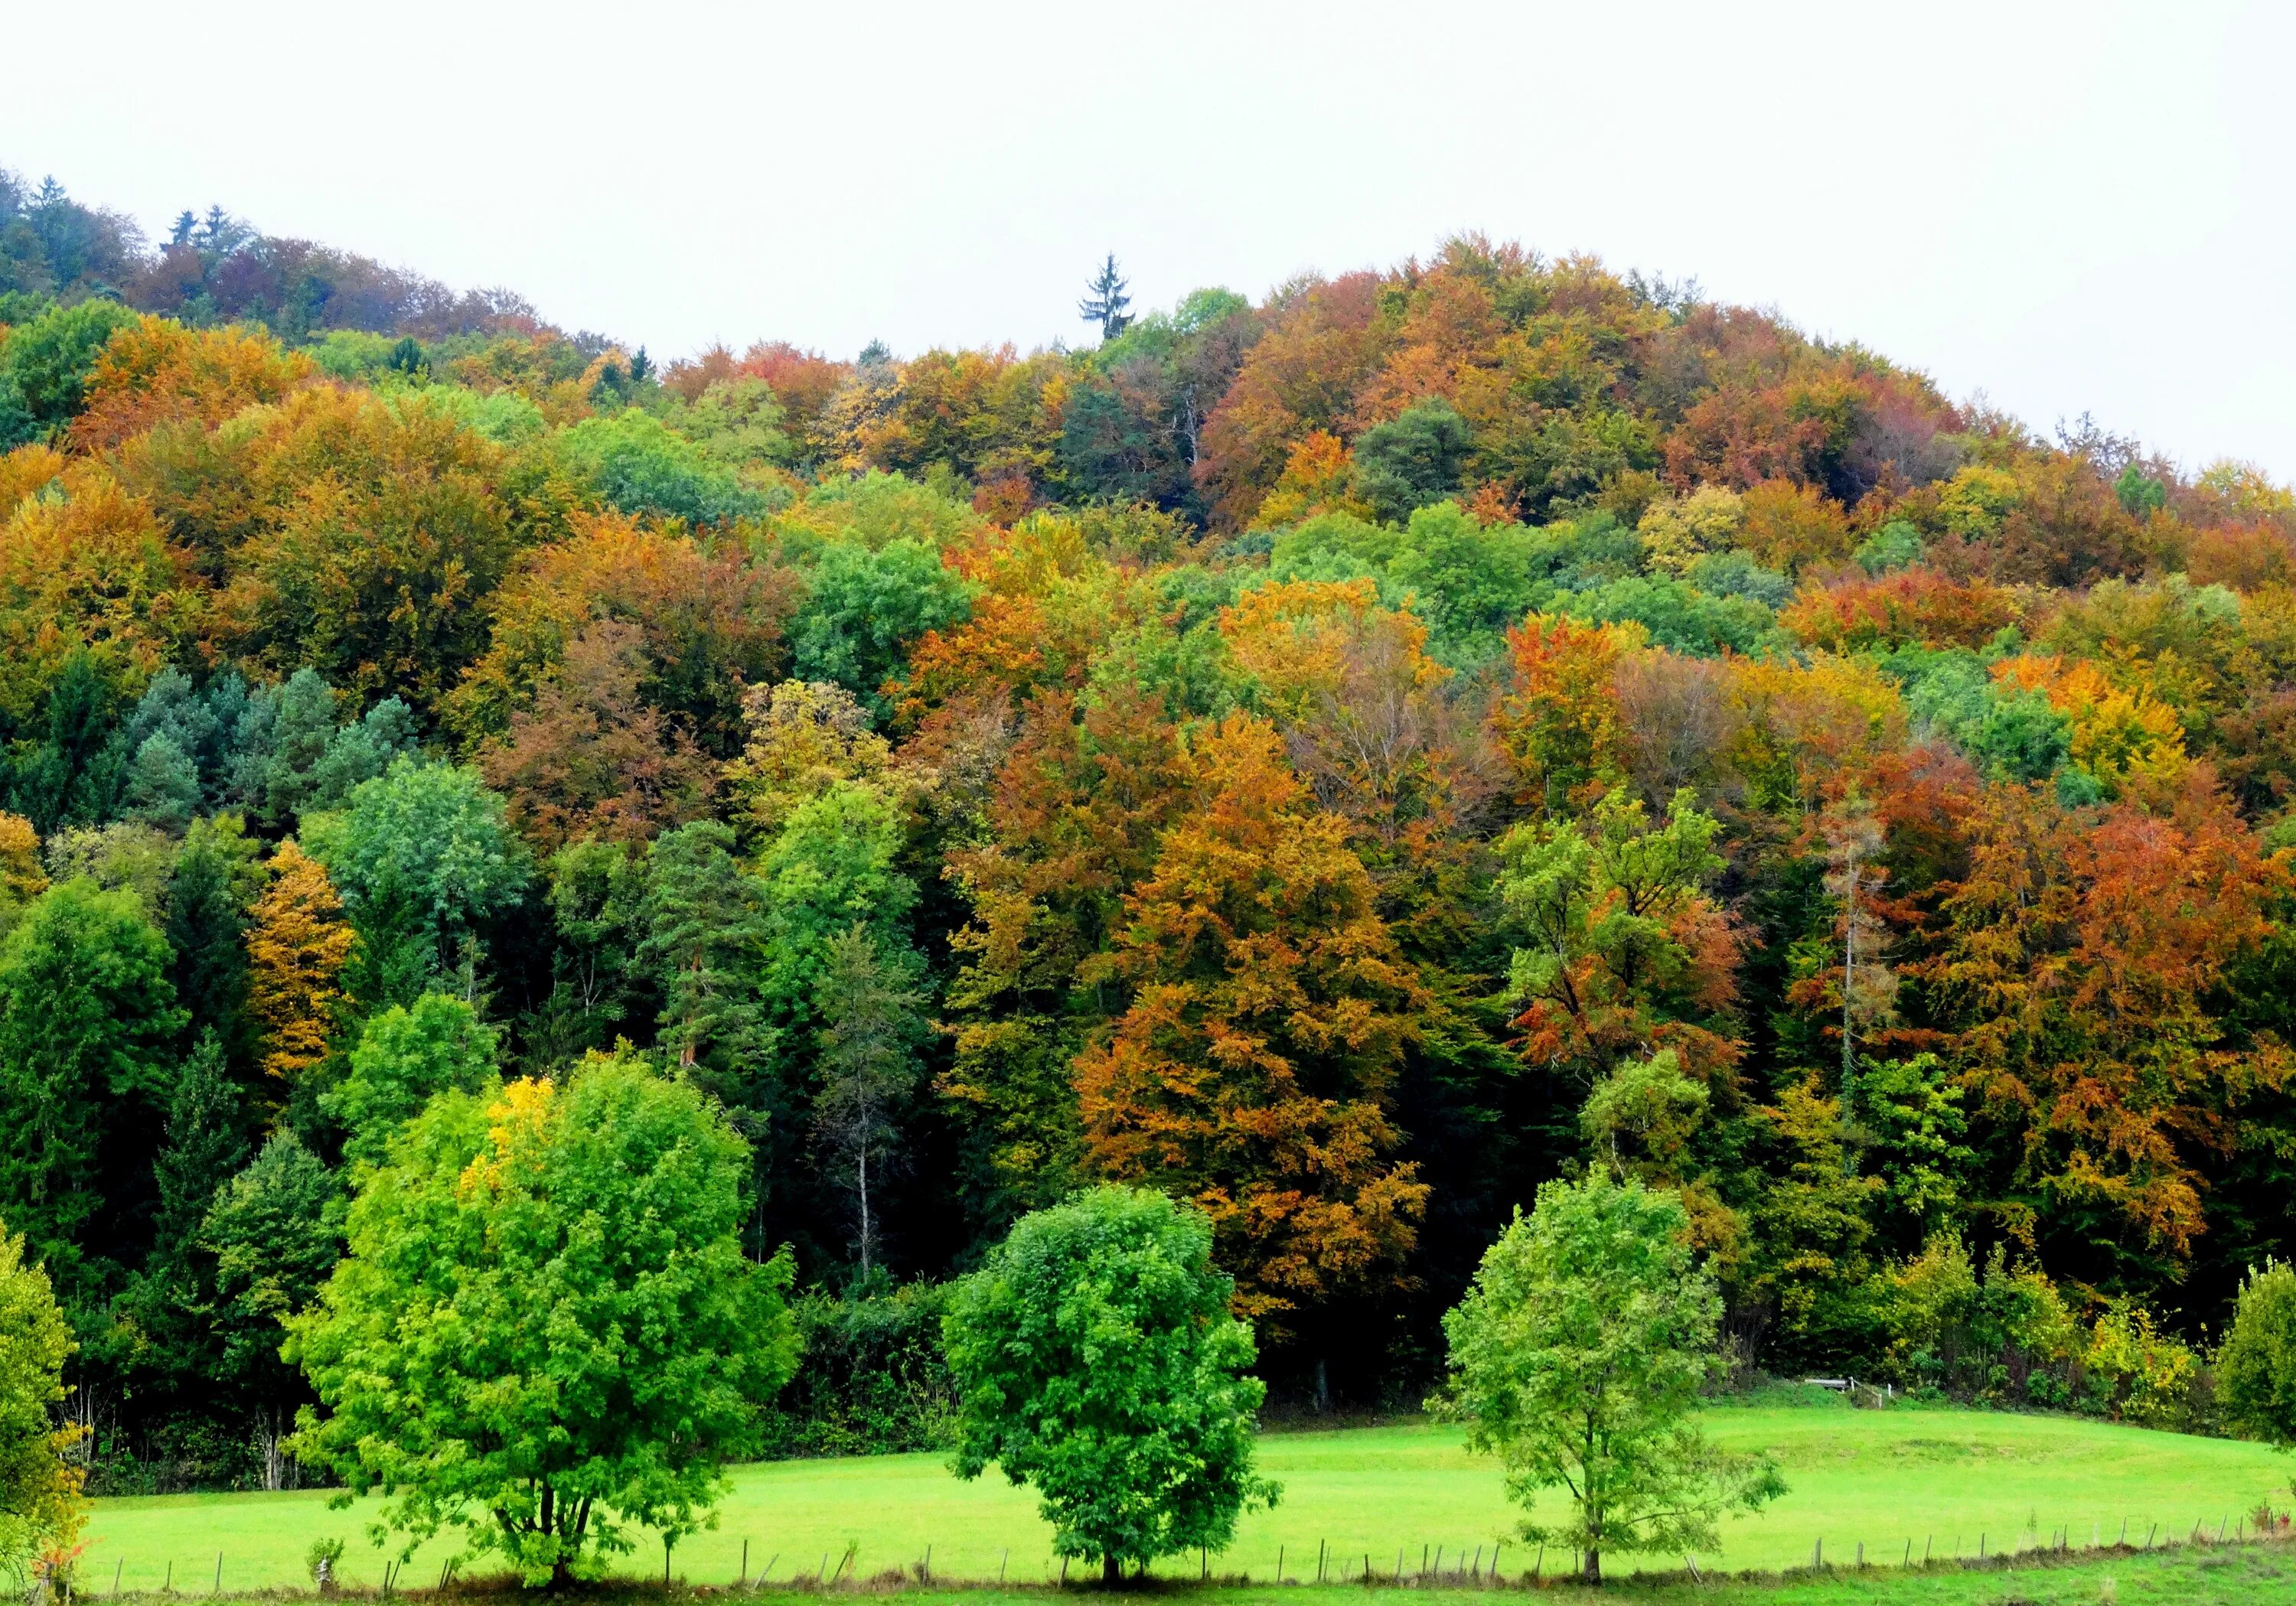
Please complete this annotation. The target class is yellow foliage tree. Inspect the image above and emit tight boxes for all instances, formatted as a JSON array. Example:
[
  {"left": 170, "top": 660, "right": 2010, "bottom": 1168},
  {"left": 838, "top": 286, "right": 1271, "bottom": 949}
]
[{"left": 246, "top": 842, "right": 354, "bottom": 1084}]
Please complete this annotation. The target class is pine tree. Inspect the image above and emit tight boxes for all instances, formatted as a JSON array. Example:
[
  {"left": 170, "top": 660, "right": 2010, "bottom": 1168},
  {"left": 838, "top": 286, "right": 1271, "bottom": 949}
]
[
  {"left": 1078, "top": 253, "right": 1132, "bottom": 342},
  {"left": 164, "top": 814, "right": 263, "bottom": 1063},
  {"left": 638, "top": 821, "right": 771, "bottom": 1084},
  {"left": 246, "top": 842, "right": 354, "bottom": 1086},
  {"left": 151, "top": 1031, "right": 251, "bottom": 1259}
]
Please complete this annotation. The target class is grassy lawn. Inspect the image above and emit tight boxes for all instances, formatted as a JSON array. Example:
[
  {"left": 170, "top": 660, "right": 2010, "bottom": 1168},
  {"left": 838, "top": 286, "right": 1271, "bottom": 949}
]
[{"left": 77, "top": 1402, "right": 2296, "bottom": 1595}]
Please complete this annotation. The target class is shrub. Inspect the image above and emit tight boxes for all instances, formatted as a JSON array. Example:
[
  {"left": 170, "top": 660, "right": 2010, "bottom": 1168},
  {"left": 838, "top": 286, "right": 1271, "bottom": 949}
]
[{"left": 756, "top": 1282, "right": 957, "bottom": 1458}]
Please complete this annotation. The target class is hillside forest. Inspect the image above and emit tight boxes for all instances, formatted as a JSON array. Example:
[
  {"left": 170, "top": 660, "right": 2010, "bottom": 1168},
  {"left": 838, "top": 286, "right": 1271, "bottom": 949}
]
[{"left": 7, "top": 169, "right": 2296, "bottom": 1489}]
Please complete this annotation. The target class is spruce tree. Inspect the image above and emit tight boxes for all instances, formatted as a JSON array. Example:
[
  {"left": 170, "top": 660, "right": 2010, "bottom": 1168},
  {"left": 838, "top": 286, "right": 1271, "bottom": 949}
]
[{"left": 1078, "top": 253, "right": 1132, "bottom": 342}]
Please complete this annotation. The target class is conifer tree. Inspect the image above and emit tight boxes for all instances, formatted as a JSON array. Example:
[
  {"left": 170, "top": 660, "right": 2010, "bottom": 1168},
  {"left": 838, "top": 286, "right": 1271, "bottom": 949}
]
[{"left": 1078, "top": 254, "right": 1132, "bottom": 342}]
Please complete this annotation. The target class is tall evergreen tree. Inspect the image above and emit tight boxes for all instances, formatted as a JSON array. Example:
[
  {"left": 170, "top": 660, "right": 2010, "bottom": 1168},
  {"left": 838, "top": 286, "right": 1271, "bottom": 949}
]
[
  {"left": 1078, "top": 253, "right": 1132, "bottom": 342},
  {"left": 0, "top": 880, "right": 183, "bottom": 1287},
  {"left": 164, "top": 815, "right": 264, "bottom": 1064}
]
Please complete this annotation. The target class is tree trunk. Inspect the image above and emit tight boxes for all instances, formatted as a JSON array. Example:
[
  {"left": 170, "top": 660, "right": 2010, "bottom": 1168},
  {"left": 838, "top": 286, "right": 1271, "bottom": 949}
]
[
  {"left": 1102, "top": 1553, "right": 1121, "bottom": 1587},
  {"left": 259, "top": 1409, "right": 285, "bottom": 1492},
  {"left": 1582, "top": 1547, "right": 1600, "bottom": 1585}
]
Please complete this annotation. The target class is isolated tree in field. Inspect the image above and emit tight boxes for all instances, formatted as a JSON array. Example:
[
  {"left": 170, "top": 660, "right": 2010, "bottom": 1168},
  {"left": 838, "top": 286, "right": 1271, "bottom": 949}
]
[
  {"left": 2219, "top": 1259, "right": 2296, "bottom": 1449},
  {"left": 944, "top": 1186, "right": 1277, "bottom": 1584},
  {"left": 1079, "top": 254, "right": 1133, "bottom": 343},
  {"left": 285, "top": 1054, "right": 797, "bottom": 1585},
  {"left": 1437, "top": 1174, "right": 1782, "bottom": 1585},
  {"left": 0, "top": 1222, "right": 85, "bottom": 1581}
]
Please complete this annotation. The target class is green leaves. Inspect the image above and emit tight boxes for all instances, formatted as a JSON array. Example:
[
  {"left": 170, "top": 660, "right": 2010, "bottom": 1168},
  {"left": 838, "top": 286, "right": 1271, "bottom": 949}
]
[
  {"left": 788, "top": 539, "right": 971, "bottom": 707},
  {"left": 0, "top": 1223, "right": 82, "bottom": 1573},
  {"left": 2219, "top": 1259, "right": 2296, "bottom": 1449},
  {"left": 302, "top": 757, "right": 531, "bottom": 1000},
  {"left": 944, "top": 1186, "right": 1277, "bottom": 1579},
  {"left": 1438, "top": 1174, "right": 1780, "bottom": 1583},
  {"left": 0, "top": 878, "right": 182, "bottom": 1283},
  {"left": 286, "top": 1054, "right": 798, "bottom": 1585},
  {"left": 325, "top": 993, "right": 500, "bottom": 1166}
]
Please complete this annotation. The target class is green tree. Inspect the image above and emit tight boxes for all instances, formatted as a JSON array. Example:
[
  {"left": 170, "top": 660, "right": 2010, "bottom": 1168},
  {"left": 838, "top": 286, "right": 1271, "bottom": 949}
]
[
  {"left": 321, "top": 992, "right": 500, "bottom": 1166},
  {"left": 247, "top": 669, "right": 341, "bottom": 828},
  {"left": 302, "top": 758, "right": 530, "bottom": 994},
  {"left": 286, "top": 1054, "right": 798, "bottom": 1585},
  {"left": 1352, "top": 398, "right": 1473, "bottom": 525},
  {"left": 556, "top": 409, "right": 769, "bottom": 526},
  {"left": 525, "top": 837, "right": 646, "bottom": 1065},
  {"left": 638, "top": 821, "right": 771, "bottom": 1084},
  {"left": 757, "top": 780, "right": 918, "bottom": 1023},
  {"left": 203, "top": 1134, "right": 341, "bottom": 1487},
  {"left": 112, "top": 1031, "right": 253, "bottom": 1405},
  {"left": 1437, "top": 1174, "right": 1782, "bottom": 1585},
  {"left": 810, "top": 927, "right": 928, "bottom": 1278},
  {"left": 0, "top": 1223, "right": 84, "bottom": 1580},
  {"left": 1498, "top": 786, "right": 1734, "bottom": 1083},
  {"left": 1078, "top": 254, "right": 1133, "bottom": 343},
  {"left": 0, "top": 298, "right": 139, "bottom": 448},
  {"left": 788, "top": 539, "right": 970, "bottom": 709},
  {"left": 163, "top": 814, "right": 265, "bottom": 1064},
  {"left": 0, "top": 880, "right": 182, "bottom": 1284},
  {"left": 944, "top": 1185, "right": 1277, "bottom": 1585},
  {"left": 2219, "top": 1259, "right": 2296, "bottom": 1450},
  {"left": 122, "top": 733, "right": 201, "bottom": 831},
  {"left": 151, "top": 1031, "right": 251, "bottom": 1259}
]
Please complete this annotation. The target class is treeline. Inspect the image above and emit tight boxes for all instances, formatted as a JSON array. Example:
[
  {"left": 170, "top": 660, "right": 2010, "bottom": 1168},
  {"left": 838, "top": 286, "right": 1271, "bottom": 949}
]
[
  {"left": 4, "top": 202, "right": 2296, "bottom": 1490},
  {"left": 2, "top": 169, "right": 543, "bottom": 344}
]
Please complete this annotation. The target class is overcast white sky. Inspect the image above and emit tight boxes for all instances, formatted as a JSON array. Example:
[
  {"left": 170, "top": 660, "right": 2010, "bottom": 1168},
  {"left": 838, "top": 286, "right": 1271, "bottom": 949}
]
[{"left": 5, "top": 0, "right": 2291, "bottom": 480}]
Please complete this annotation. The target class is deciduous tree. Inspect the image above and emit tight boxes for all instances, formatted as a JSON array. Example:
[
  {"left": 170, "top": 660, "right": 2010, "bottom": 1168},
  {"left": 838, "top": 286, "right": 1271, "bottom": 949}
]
[
  {"left": 1437, "top": 1174, "right": 1782, "bottom": 1585},
  {"left": 944, "top": 1186, "right": 1277, "bottom": 1584},
  {"left": 286, "top": 1055, "right": 799, "bottom": 1585},
  {"left": 1076, "top": 714, "right": 1432, "bottom": 1335}
]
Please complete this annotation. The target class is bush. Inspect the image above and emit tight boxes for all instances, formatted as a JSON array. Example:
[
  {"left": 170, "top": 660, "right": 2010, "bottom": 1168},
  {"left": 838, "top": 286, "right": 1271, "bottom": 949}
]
[
  {"left": 2082, "top": 1302, "right": 2202, "bottom": 1428},
  {"left": 755, "top": 1282, "right": 957, "bottom": 1458},
  {"left": 2220, "top": 1259, "right": 2296, "bottom": 1447}
]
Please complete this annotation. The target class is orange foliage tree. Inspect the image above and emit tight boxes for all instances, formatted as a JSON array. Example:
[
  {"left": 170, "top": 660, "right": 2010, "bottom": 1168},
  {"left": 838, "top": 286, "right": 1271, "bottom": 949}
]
[
  {"left": 69, "top": 317, "right": 311, "bottom": 452},
  {"left": 1781, "top": 568, "right": 2021, "bottom": 653},
  {"left": 1074, "top": 714, "right": 1432, "bottom": 1334},
  {"left": 941, "top": 686, "right": 1195, "bottom": 1215},
  {"left": 1489, "top": 613, "right": 1629, "bottom": 817},
  {"left": 1920, "top": 776, "right": 2289, "bottom": 1270}
]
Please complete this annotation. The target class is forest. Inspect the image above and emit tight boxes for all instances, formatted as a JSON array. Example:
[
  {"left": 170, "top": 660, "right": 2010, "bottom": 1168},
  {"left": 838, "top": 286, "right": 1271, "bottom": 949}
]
[{"left": 6, "top": 167, "right": 2296, "bottom": 1492}]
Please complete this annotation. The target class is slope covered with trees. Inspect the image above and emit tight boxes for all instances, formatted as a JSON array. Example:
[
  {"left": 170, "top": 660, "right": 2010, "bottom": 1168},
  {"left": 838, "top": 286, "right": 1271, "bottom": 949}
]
[{"left": 5, "top": 165, "right": 2296, "bottom": 1489}]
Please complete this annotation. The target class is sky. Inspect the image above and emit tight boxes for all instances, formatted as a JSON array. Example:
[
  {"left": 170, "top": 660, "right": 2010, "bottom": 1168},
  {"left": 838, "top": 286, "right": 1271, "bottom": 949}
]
[{"left": 5, "top": 0, "right": 2291, "bottom": 480}]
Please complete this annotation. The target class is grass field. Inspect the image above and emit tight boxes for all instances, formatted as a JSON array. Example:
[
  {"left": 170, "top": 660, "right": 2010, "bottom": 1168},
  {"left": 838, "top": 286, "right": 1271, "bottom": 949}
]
[{"left": 77, "top": 1402, "right": 2296, "bottom": 1595}]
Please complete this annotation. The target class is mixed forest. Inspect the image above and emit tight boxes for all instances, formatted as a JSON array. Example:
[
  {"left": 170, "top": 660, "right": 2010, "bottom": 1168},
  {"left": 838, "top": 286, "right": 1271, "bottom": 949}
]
[{"left": 7, "top": 168, "right": 2296, "bottom": 1492}]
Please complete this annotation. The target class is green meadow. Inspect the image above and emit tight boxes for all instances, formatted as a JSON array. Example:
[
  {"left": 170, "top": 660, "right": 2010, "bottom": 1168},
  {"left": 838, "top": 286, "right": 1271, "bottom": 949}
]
[{"left": 78, "top": 1404, "right": 2296, "bottom": 1594}]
